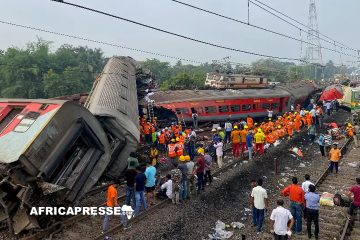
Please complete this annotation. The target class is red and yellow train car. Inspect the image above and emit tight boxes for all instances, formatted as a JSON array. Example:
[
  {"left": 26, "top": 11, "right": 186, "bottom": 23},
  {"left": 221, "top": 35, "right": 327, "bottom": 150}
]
[{"left": 146, "top": 81, "right": 317, "bottom": 122}]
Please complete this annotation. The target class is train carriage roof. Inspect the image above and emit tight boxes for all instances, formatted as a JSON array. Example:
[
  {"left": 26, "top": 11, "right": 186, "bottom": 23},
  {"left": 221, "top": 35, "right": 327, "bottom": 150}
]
[{"left": 145, "top": 88, "right": 290, "bottom": 104}]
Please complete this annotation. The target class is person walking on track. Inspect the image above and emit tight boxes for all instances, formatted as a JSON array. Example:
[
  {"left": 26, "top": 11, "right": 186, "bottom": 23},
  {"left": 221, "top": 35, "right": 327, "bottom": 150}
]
[{"left": 281, "top": 177, "right": 305, "bottom": 235}]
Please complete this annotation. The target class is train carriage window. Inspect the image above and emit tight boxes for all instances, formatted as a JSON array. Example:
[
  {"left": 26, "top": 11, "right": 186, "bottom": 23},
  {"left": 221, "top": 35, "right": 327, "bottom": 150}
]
[
  {"left": 14, "top": 111, "right": 40, "bottom": 133},
  {"left": 191, "top": 107, "right": 204, "bottom": 114},
  {"left": 204, "top": 106, "right": 217, "bottom": 114},
  {"left": 271, "top": 103, "right": 279, "bottom": 109},
  {"left": 218, "top": 106, "right": 229, "bottom": 113},
  {"left": 262, "top": 103, "right": 270, "bottom": 109},
  {"left": 231, "top": 105, "right": 240, "bottom": 112},
  {"left": 242, "top": 104, "right": 251, "bottom": 111},
  {"left": 175, "top": 108, "right": 189, "bottom": 114}
]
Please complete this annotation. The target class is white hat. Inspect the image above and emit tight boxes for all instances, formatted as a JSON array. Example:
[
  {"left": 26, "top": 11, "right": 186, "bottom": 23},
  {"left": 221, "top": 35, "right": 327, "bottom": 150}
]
[
  {"left": 217, "top": 127, "right": 222, "bottom": 130},
  {"left": 211, "top": 128, "right": 216, "bottom": 132}
]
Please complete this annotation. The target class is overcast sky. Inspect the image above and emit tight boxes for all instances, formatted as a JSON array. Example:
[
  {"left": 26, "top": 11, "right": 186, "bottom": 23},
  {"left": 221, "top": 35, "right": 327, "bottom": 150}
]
[{"left": 0, "top": 0, "right": 359, "bottom": 66}]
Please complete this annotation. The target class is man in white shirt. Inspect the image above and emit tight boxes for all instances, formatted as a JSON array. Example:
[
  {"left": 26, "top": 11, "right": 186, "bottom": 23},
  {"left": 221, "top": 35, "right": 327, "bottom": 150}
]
[
  {"left": 251, "top": 178, "right": 268, "bottom": 232},
  {"left": 301, "top": 174, "right": 314, "bottom": 193},
  {"left": 185, "top": 156, "right": 195, "bottom": 198},
  {"left": 310, "top": 108, "right": 316, "bottom": 124},
  {"left": 160, "top": 174, "right": 173, "bottom": 199},
  {"left": 300, "top": 108, "right": 305, "bottom": 117},
  {"left": 267, "top": 109, "right": 273, "bottom": 119},
  {"left": 270, "top": 199, "right": 295, "bottom": 240},
  {"left": 325, "top": 101, "right": 332, "bottom": 116}
]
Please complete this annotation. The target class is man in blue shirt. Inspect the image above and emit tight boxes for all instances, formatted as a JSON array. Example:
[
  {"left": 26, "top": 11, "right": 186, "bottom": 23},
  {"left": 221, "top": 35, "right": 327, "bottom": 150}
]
[
  {"left": 145, "top": 161, "right": 157, "bottom": 206},
  {"left": 246, "top": 131, "right": 254, "bottom": 160},
  {"left": 134, "top": 166, "right": 147, "bottom": 216},
  {"left": 224, "top": 119, "right": 232, "bottom": 144},
  {"left": 318, "top": 134, "right": 325, "bottom": 157},
  {"left": 305, "top": 184, "right": 320, "bottom": 239}
]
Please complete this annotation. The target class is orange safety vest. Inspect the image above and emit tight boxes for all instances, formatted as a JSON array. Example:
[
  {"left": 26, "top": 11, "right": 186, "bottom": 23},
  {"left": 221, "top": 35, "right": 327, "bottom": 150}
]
[
  {"left": 247, "top": 117, "right": 253, "bottom": 128},
  {"left": 231, "top": 130, "right": 241, "bottom": 143},
  {"left": 150, "top": 125, "right": 155, "bottom": 133},
  {"left": 143, "top": 124, "right": 150, "bottom": 135},
  {"left": 272, "top": 131, "right": 279, "bottom": 140},
  {"left": 168, "top": 143, "right": 176, "bottom": 158},
  {"left": 305, "top": 114, "right": 312, "bottom": 126},
  {"left": 159, "top": 133, "right": 165, "bottom": 144},
  {"left": 294, "top": 121, "right": 301, "bottom": 132},
  {"left": 179, "top": 135, "right": 185, "bottom": 144},
  {"left": 175, "top": 143, "right": 184, "bottom": 156},
  {"left": 286, "top": 124, "right": 293, "bottom": 136},
  {"left": 266, "top": 133, "right": 276, "bottom": 144}
]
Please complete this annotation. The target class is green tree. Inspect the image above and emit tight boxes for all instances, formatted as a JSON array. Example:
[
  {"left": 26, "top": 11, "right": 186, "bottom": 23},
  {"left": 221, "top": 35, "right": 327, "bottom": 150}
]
[{"left": 0, "top": 39, "right": 105, "bottom": 98}]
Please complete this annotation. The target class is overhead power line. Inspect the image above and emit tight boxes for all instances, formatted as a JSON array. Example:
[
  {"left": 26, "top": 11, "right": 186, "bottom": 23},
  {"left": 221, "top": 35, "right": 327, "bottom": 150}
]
[
  {"left": 1, "top": 18, "right": 341, "bottom": 77},
  {"left": 50, "top": 0, "right": 304, "bottom": 62},
  {"left": 0, "top": 20, "right": 201, "bottom": 64},
  {"left": 249, "top": 0, "right": 358, "bottom": 54},
  {"left": 168, "top": 0, "right": 358, "bottom": 59},
  {"left": 252, "top": 0, "right": 358, "bottom": 52}
]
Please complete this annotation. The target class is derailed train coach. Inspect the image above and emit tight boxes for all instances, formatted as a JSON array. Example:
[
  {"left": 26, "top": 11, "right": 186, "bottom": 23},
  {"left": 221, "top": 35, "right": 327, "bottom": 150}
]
[
  {"left": 146, "top": 81, "right": 318, "bottom": 122},
  {"left": 85, "top": 56, "right": 140, "bottom": 179},
  {"left": 0, "top": 56, "right": 139, "bottom": 234}
]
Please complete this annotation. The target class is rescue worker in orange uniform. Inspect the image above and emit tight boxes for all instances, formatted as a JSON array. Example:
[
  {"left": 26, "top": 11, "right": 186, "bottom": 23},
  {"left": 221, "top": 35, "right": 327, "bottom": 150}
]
[
  {"left": 175, "top": 137, "right": 184, "bottom": 157},
  {"left": 247, "top": 115, "right": 254, "bottom": 129},
  {"left": 305, "top": 112, "right": 312, "bottom": 127},
  {"left": 144, "top": 122, "right": 151, "bottom": 144},
  {"left": 140, "top": 115, "right": 146, "bottom": 127},
  {"left": 266, "top": 129, "right": 276, "bottom": 144},
  {"left": 159, "top": 130, "right": 166, "bottom": 153},
  {"left": 231, "top": 125, "right": 241, "bottom": 157},
  {"left": 240, "top": 125, "right": 248, "bottom": 156},
  {"left": 346, "top": 124, "right": 354, "bottom": 138},
  {"left": 178, "top": 133, "right": 185, "bottom": 144},
  {"left": 294, "top": 119, "right": 301, "bottom": 133},
  {"left": 168, "top": 139, "right": 177, "bottom": 165},
  {"left": 286, "top": 121, "right": 294, "bottom": 139}
]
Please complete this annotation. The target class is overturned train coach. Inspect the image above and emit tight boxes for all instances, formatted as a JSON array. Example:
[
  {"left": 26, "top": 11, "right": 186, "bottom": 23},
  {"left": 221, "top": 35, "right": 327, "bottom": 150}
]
[
  {"left": 145, "top": 81, "right": 318, "bottom": 122},
  {"left": 0, "top": 57, "right": 139, "bottom": 234}
]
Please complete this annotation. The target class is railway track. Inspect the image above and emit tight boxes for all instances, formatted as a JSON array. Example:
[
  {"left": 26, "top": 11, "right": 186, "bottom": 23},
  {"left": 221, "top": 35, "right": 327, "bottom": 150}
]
[
  {"left": 293, "top": 138, "right": 359, "bottom": 240},
  {"left": 17, "top": 123, "right": 355, "bottom": 240},
  {"left": 17, "top": 141, "right": 241, "bottom": 240}
]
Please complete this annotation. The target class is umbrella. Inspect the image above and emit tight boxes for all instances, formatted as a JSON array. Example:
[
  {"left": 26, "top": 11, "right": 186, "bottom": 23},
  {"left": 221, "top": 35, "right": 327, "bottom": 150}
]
[{"left": 319, "top": 85, "right": 343, "bottom": 101}]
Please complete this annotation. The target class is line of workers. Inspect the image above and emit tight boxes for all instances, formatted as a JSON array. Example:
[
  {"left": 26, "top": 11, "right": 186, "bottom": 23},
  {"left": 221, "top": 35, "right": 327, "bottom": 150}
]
[{"left": 139, "top": 104, "right": 356, "bottom": 166}]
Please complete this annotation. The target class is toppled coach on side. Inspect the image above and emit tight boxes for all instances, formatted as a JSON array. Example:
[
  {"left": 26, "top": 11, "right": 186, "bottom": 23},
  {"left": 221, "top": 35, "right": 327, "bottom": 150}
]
[{"left": 0, "top": 56, "right": 140, "bottom": 234}]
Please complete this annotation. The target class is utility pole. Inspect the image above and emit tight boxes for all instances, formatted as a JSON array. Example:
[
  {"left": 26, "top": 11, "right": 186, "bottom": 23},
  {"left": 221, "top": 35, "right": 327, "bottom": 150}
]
[{"left": 305, "top": 0, "right": 323, "bottom": 65}]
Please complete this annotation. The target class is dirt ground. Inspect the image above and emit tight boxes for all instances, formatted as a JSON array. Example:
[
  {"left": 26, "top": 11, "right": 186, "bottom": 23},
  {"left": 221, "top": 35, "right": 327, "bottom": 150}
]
[{"left": 109, "top": 109, "right": 351, "bottom": 240}]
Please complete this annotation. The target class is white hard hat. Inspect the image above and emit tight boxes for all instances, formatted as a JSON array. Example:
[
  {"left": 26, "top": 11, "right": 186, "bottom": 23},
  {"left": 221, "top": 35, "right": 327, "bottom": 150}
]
[
  {"left": 217, "top": 127, "right": 222, "bottom": 130},
  {"left": 211, "top": 128, "right": 216, "bottom": 132}
]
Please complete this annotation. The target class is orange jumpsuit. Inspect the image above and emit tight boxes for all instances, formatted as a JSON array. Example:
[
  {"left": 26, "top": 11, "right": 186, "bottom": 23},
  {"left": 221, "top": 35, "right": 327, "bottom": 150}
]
[
  {"left": 266, "top": 133, "right": 276, "bottom": 144},
  {"left": 286, "top": 123, "right": 293, "bottom": 137},
  {"left": 294, "top": 120, "right": 301, "bottom": 132},
  {"left": 247, "top": 117, "right": 254, "bottom": 128},
  {"left": 305, "top": 114, "right": 312, "bottom": 127}
]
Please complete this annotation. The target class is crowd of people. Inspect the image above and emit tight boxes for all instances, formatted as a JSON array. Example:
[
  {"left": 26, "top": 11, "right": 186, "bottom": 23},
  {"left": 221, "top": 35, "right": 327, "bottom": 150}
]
[
  {"left": 101, "top": 99, "right": 360, "bottom": 238},
  {"left": 251, "top": 174, "right": 360, "bottom": 239}
]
